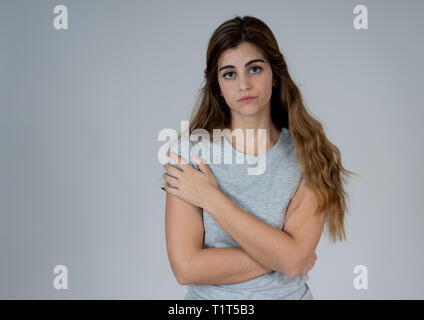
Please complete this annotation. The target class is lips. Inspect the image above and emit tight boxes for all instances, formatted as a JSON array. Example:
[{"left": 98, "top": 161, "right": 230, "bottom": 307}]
[{"left": 239, "top": 96, "right": 256, "bottom": 102}]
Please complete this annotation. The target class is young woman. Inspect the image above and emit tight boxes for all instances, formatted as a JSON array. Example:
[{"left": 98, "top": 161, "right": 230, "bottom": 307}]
[{"left": 161, "top": 15, "right": 356, "bottom": 300}]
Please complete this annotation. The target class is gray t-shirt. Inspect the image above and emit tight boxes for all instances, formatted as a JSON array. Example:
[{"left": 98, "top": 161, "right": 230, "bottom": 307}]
[{"left": 161, "top": 127, "right": 314, "bottom": 300}]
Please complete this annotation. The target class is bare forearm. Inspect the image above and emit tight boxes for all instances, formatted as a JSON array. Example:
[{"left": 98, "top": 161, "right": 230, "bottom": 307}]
[
  {"left": 182, "top": 247, "right": 273, "bottom": 285},
  {"left": 202, "top": 190, "right": 299, "bottom": 277}
]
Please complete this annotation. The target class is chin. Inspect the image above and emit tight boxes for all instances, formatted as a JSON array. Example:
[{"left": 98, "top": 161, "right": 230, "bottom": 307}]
[{"left": 237, "top": 104, "right": 265, "bottom": 116}]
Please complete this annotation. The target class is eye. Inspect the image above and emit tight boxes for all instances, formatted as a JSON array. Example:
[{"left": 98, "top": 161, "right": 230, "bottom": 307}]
[
  {"left": 250, "top": 66, "right": 262, "bottom": 73},
  {"left": 222, "top": 66, "right": 262, "bottom": 79}
]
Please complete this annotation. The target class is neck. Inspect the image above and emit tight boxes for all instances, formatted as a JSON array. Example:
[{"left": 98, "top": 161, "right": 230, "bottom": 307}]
[{"left": 222, "top": 122, "right": 281, "bottom": 155}]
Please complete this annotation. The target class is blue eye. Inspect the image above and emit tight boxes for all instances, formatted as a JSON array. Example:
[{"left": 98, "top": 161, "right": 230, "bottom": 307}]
[{"left": 223, "top": 66, "right": 262, "bottom": 79}]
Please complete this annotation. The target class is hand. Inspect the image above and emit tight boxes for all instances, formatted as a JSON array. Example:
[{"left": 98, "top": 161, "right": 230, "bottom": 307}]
[
  {"left": 299, "top": 251, "right": 317, "bottom": 275},
  {"left": 163, "top": 151, "right": 219, "bottom": 209}
]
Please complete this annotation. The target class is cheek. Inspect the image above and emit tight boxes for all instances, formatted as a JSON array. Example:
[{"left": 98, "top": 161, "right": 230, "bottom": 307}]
[
  {"left": 219, "top": 81, "right": 233, "bottom": 97},
  {"left": 259, "top": 71, "right": 274, "bottom": 88},
  {"left": 257, "top": 75, "right": 273, "bottom": 94}
]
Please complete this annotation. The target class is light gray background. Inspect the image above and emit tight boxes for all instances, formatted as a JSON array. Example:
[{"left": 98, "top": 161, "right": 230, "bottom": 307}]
[{"left": 1, "top": 0, "right": 423, "bottom": 299}]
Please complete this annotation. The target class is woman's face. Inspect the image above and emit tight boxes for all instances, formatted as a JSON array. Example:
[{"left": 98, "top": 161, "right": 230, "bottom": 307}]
[{"left": 217, "top": 41, "right": 276, "bottom": 118}]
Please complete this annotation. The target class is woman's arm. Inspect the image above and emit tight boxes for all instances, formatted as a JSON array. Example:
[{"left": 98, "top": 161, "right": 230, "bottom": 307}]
[
  {"left": 165, "top": 152, "right": 323, "bottom": 278},
  {"left": 196, "top": 185, "right": 324, "bottom": 279},
  {"left": 164, "top": 153, "right": 318, "bottom": 285},
  {"left": 166, "top": 187, "right": 316, "bottom": 285},
  {"left": 165, "top": 186, "right": 272, "bottom": 286},
  {"left": 199, "top": 189, "right": 304, "bottom": 278},
  {"left": 181, "top": 247, "right": 272, "bottom": 285}
]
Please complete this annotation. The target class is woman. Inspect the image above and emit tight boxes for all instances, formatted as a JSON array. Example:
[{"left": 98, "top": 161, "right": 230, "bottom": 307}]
[{"left": 160, "top": 15, "right": 356, "bottom": 299}]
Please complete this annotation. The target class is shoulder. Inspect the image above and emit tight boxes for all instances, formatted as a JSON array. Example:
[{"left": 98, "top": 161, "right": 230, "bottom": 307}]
[
  {"left": 282, "top": 127, "right": 296, "bottom": 148},
  {"left": 167, "top": 134, "right": 199, "bottom": 169}
]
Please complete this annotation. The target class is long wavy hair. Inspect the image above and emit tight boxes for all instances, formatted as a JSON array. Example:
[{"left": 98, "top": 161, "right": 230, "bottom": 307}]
[{"left": 168, "top": 15, "right": 357, "bottom": 243}]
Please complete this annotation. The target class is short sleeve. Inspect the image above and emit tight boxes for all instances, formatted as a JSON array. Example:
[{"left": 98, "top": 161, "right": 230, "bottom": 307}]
[{"left": 160, "top": 136, "right": 200, "bottom": 192}]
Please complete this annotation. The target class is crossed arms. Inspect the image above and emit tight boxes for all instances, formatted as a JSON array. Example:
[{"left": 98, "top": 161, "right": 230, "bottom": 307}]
[{"left": 165, "top": 183, "right": 326, "bottom": 285}]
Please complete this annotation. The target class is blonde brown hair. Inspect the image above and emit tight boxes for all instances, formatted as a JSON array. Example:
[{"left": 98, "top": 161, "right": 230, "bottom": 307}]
[{"left": 169, "top": 15, "right": 357, "bottom": 243}]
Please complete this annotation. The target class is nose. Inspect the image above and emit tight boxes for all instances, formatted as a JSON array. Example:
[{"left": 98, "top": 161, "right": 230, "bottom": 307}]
[{"left": 238, "top": 74, "right": 252, "bottom": 91}]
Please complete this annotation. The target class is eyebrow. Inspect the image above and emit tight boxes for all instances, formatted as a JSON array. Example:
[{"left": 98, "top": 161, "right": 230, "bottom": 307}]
[{"left": 218, "top": 58, "right": 265, "bottom": 73}]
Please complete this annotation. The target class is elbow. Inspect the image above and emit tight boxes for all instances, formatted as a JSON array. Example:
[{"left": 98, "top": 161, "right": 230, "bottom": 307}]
[
  {"left": 168, "top": 258, "right": 188, "bottom": 285},
  {"left": 177, "top": 270, "right": 191, "bottom": 286},
  {"left": 173, "top": 250, "right": 201, "bottom": 285},
  {"left": 286, "top": 265, "right": 301, "bottom": 278},
  {"left": 175, "top": 261, "right": 191, "bottom": 285},
  {"left": 287, "top": 254, "right": 311, "bottom": 278},
  {"left": 275, "top": 261, "right": 299, "bottom": 279},
  {"left": 176, "top": 274, "right": 187, "bottom": 286},
  {"left": 280, "top": 254, "right": 304, "bottom": 279}
]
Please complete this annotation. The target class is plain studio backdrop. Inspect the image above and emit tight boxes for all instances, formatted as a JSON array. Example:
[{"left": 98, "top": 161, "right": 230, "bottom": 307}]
[{"left": 1, "top": 0, "right": 423, "bottom": 299}]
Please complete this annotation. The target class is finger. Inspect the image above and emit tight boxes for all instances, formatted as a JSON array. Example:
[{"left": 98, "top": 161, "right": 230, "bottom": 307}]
[
  {"left": 163, "top": 172, "right": 179, "bottom": 187},
  {"left": 164, "top": 183, "right": 178, "bottom": 195},
  {"left": 163, "top": 163, "right": 181, "bottom": 178},
  {"left": 169, "top": 151, "right": 189, "bottom": 166},
  {"left": 192, "top": 155, "right": 210, "bottom": 173}
]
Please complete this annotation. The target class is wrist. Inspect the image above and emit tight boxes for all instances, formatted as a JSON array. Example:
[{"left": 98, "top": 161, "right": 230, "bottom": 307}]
[{"left": 201, "top": 187, "right": 223, "bottom": 212}]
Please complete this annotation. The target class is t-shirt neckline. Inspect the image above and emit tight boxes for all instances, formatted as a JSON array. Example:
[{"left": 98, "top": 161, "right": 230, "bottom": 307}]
[{"left": 223, "top": 128, "right": 285, "bottom": 159}]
